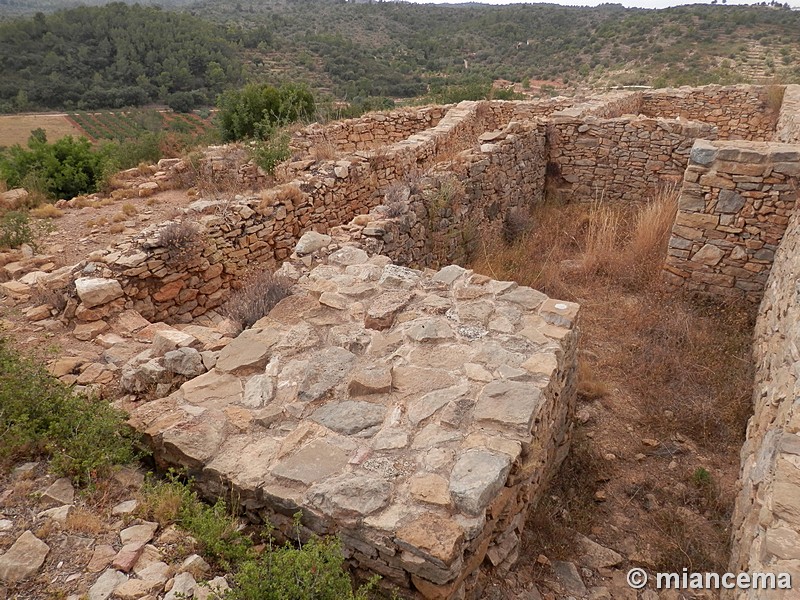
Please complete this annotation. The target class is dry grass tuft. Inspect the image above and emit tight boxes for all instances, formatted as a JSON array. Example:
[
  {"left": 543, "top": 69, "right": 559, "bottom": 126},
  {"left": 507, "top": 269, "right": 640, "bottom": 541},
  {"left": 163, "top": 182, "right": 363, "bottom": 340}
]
[
  {"left": 765, "top": 84, "right": 786, "bottom": 114},
  {"left": 65, "top": 507, "right": 106, "bottom": 535},
  {"left": 471, "top": 187, "right": 752, "bottom": 450},
  {"left": 121, "top": 203, "right": 137, "bottom": 217},
  {"left": 109, "top": 223, "right": 125, "bottom": 234},
  {"left": 29, "top": 204, "right": 64, "bottom": 219},
  {"left": 310, "top": 139, "right": 338, "bottom": 162},
  {"left": 31, "top": 287, "right": 67, "bottom": 313},
  {"left": 157, "top": 221, "right": 203, "bottom": 265},
  {"left": 259, "top": 184, "right": 304, "bottom": 213},
  {"left": 577, "top": 361, "right": 611, "bottom": 401},
  {"left": 221, "top": 270, "right": 293, "bottom": 333}
]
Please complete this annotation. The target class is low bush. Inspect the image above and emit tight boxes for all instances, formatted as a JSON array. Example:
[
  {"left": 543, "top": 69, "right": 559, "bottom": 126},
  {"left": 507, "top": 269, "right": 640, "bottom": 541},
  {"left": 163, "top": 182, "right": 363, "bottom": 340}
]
[
  {"left": 251, "top": 127, "right": 292, "bottom": 175},
  {"left": 0, "top": 337, "right": 140, "bottom": 483},
  {"left": 157, "top": 221, "right": 203, "bottom": 265},
  {"left": 0, "top": 210, "right": 35, "bottom": 249},
  {"left": 141, "top": 474, "right": 377, "bottom": 598},
  {"left": 222, "top": 270, "right": 293, "bottom": 332},
  {"left": 228, "top": 533, "right": 378, "bottom": 600}
]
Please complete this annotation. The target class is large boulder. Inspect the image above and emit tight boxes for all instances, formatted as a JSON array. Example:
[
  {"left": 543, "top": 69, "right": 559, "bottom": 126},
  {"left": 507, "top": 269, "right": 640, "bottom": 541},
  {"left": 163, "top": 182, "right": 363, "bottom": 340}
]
[{"left": 75, "top": 277, "right": 124, "bottom": 308}]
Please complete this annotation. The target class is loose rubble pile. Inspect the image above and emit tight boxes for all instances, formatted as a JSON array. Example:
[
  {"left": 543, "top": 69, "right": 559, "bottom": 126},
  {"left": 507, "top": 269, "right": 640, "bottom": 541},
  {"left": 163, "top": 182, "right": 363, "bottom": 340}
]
[{"left": 0, "top": 463, "right": 231, "bottom": 600}]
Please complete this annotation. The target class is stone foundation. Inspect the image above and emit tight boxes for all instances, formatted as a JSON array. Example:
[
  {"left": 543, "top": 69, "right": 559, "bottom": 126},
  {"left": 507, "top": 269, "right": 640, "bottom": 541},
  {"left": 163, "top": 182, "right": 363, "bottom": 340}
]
[{"left": 129, "top": 250, "right": 579, "bottom": 599}]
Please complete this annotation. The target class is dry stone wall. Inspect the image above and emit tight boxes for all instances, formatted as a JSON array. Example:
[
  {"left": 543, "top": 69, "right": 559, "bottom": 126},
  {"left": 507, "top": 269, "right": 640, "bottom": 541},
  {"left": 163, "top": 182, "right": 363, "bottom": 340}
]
[
  {"left": 329, "top": 119, "right": 548, "bottom": 269},
  {"left": 548, "top": 115, "right": 716, "bottom": 203},
  {"left": 70, "top": 101, "right": 557, "bottom": 322},
  {"left": 728, "top": 208, "right": 800, "bottom": 599},
  {"left": 663, "top": 139, "right": 800, "bottom": 301},
  {"left": 290, "top": 106, "right": 449, "bottom": 155},
  {"left": 641, "top": 84, "right": 779, "bottom": 141},
  {"left": 775, "top": 84, "right": 800, "bottom": 144},
  {"left": 129, "top": 248, "right": 579, "bottom": 600}
]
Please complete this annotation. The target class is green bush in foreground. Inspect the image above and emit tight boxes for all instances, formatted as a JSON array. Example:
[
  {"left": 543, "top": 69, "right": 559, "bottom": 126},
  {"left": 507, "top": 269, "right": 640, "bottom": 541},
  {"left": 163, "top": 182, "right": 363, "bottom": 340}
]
[
  {"left": 0, "top": 337, "right": 139, "bottom": 483},
  {"left": 228, "top": 533, "right": 378, "bottom": 600},
  {"left": 141, "top": 474, "right": 379, "bottom": 599}
]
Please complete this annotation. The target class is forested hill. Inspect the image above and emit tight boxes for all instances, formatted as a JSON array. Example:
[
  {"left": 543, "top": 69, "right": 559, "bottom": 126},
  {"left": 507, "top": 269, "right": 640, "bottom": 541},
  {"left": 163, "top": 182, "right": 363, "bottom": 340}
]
[
  {"left": 1, "top": 0, "right": 800, "bottom": 113},
  {"left": 0, "top": 3, "right": 242, "bottom": 112},
  {"left": 217, "top": 1, "right": 800, "bottom": 98}
]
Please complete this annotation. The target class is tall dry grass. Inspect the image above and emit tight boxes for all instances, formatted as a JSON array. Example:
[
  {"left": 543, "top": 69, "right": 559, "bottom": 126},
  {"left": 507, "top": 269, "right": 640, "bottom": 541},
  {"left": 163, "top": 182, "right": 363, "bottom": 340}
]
[
  {"left": 491, "top": 188, "right": 753, "bottom": 578},
  {"left": 471, "top": 186, "right": 753, "bottom": 450}
]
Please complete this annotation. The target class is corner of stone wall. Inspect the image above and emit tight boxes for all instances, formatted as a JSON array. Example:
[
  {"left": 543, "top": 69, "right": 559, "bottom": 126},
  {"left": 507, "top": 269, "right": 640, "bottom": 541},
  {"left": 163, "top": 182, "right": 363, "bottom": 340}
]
[
  {"left": 775, "top": 84, "right": 800, "bottom": 144},
  {"left": 663, "top": 139, "right": 800, "bottom": 300}
]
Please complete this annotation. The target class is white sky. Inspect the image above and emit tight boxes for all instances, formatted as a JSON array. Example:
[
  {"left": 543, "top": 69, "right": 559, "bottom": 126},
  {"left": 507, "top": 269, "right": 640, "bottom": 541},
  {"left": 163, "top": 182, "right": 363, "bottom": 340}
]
[{"left": 403, "top": 0, "right": 800, "bottom": 9}]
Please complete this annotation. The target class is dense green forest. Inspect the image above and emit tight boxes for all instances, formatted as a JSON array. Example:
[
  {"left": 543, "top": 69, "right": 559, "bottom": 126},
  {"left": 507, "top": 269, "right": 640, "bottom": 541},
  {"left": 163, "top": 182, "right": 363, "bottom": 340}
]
[
  {"left": 0, "top": 3, "right": 242, "bottom": 112},
  {"left": 1, "top": 0, "right": 799, "bottom": 113}
]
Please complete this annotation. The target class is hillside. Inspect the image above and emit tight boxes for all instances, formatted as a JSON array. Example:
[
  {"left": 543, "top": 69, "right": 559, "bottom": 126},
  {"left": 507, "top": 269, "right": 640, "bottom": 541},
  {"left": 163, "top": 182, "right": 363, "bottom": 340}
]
[{"left": 0, "top": 1, "right": 799, "bottom": 112}]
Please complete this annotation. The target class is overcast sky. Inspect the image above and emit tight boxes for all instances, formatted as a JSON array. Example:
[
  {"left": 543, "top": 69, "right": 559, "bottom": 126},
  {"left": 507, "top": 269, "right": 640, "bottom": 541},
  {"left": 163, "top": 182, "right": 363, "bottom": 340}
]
[{"left": 403, "top": 0, "right": 800, "bottom": 9}]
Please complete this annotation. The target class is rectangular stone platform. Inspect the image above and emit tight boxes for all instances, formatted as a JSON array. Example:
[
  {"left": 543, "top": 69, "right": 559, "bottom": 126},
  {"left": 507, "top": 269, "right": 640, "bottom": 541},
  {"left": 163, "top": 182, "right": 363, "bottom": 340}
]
[{"left": 129, "top": 253, "right": 578, "bottom": 599}]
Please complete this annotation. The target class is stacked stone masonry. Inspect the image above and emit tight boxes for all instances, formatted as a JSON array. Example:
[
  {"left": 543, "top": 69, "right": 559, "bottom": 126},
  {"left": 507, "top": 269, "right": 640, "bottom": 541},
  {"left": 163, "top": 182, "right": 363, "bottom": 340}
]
[
  {"left": 76, "top": 100, "right": 560, "bottom": 321},
  {"left": 129, "top": 254, "right": 579, "bottom": 600},
  {"left": 728, "top": 207, "right": 800, "bottom": 600},
  {"left": 26, "top": 84, "right": 800, "bottom": 596},
  {"left": 775, "top": 84, "right": 800, "bottom": 144},
  {"left": 641, "top": 84, "right": 779, "bottom": 141},
  {"left": 663, "top": 140, "right": 800, "bottom": 301},
  {"left": 548, "top": 115, "right": 716, "bottom": 203},
  {"left": 289, "top": 106, "right": 449, "bottom": 155}
]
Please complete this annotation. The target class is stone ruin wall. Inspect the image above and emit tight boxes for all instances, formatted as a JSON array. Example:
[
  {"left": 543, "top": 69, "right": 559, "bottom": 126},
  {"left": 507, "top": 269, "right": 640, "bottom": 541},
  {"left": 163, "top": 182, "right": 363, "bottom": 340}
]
[
  {"left": 727, "top": 206, "right": 800, "bottom": 599},
  {"left": 289, "top": 106, "right": 449, "bottom": 155},
  {"left": 335, "top": 119, "right": 548, "bottom": 269},
  {"left": 662, "top": 139, "right": 799, "bottom": 301},
  {"left": 547, "top": 115, "right": 716, "bottom": 203},
  {"left": 25, "top": 84, "right": 800, "bottom": 596},
  {"left": 82, "top": 100, "right": 521, "bottom": 322},
  {"left": 775, "top": 84, "right": 800, "bottom": 144},
  {"left": 641, "top": 84, "right": 779, "bottom": 141},
  {"left": 73, "top": 97, "right": 578, "bottom": 323}
]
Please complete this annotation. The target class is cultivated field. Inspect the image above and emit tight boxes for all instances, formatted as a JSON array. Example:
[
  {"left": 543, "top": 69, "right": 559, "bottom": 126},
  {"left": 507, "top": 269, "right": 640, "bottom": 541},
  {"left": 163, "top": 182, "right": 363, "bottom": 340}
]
[{"left": 0, "top": 114, "right": 83, "bottom": 147}]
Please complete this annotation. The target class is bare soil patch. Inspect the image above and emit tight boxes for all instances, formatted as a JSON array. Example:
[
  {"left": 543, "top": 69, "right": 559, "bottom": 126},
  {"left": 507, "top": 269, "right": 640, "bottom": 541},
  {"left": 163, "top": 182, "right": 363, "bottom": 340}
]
[{"left": 0, "top": 114, "right": 84, "bottom": 147}]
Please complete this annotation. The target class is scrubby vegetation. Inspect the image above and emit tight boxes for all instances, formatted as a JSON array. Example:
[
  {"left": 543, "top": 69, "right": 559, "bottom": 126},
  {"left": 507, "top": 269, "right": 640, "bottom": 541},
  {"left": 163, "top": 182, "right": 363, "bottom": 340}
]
[
  {"left": 139, "top": 472, "right": 378, "bottom": 599},
  {"left": 0, "top": 337, "right": 140, "bottom": 483},
  {"left": 217, "top": 82, "right": 315, "bottom": 142},
  {"left": 221, "top": 269, "right": 293, "bottom": 333},
  {"left": 1, "top": 1, "right": 799, "bottom": 115}
]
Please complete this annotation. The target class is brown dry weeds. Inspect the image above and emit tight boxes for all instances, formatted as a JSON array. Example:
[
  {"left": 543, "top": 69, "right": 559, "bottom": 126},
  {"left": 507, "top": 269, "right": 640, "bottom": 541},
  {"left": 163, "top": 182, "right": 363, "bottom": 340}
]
[{"left": 473, "top": 187, "right": 755, "bottom": 585}]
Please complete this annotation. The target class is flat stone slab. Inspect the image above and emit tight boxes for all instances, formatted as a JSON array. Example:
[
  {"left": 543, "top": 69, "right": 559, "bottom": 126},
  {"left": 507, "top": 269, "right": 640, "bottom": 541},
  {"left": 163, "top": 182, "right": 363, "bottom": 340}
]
[
  {"left": 130, "top": 252, "right": 578, "bottom": 598},
  {"left": 0, "top": 530, "right": 50, "bottom": 583},
  {"left": 271, "top": 439, "right": 349, "bottom": 485}
]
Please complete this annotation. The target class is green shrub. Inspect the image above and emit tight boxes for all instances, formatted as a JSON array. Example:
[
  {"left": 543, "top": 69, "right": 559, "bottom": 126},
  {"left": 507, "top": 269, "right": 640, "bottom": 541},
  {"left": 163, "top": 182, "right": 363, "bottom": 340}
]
[
  {"left": 228, "top": 534, "right": 378, "bottom": 600},
  {"left": 251, "top": 127, "right": 292, "bottom": 175},
  {"left": 217, "top": 82, "right": 315, "bottom": 142},
  {"left": 0, "top": 337, "right": 139, "bottom": 483},
  {"left": 0, "top": 210, "right": 35, "bottom": 249},
  {"left": 0, "top": 132, "right": 106, "bottom": 199},
  {"left": 141, "top": 472, "right": 251, "bottom": 570},
  {"left": 141, "top": 476, "right": 379, "bottom": 599}
]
